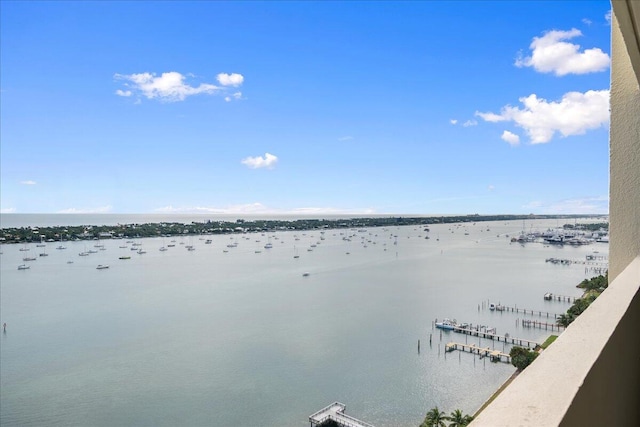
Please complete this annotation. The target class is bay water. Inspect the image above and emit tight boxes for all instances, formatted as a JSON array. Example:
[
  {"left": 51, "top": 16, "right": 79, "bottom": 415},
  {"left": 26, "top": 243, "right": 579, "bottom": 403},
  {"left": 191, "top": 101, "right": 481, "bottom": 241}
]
[{"left": 0, "top": 217, "right": 607, "bottom": 426}]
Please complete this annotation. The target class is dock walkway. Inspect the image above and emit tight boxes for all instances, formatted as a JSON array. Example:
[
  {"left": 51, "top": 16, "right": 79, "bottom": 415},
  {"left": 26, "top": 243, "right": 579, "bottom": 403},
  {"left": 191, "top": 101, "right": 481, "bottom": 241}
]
[
  {"left": 309, "top": 402, "right": 375, "bottom": 427},
  {"left": 445, "top": 342, "right": 511, "bottom": 363},
  {"left": 451, "top": 325, "right": 541, "bottom": 348}
]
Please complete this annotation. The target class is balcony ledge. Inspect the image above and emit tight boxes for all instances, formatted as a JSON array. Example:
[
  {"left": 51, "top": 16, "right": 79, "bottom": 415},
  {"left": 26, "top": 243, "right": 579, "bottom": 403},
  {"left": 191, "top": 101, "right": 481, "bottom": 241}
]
[{"left": 471, "top": 256, "right": 640, "bottom": 427}]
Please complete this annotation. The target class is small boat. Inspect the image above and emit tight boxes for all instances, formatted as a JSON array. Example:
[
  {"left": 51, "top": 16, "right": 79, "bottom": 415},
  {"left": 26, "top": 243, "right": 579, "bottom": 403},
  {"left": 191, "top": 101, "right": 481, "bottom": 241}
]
[
  {"left": 119, "top": 256, "right": 131, "bottom": 260},
  {"left": 96, "top": 264, "right": 109, "bottom": 269},
  {"left": 159, "top": 247, "right": 168, "bottom": 251},
  {"left": 23, "top": 257, "right": 36, "bottom": 261},
  {"left": 489, "top": 303, "right": 496, "bottom": 311},
  {"left": 137, "top": 249, "right": 147, "bottom": 254},
  {"left": 79, "top": 252, "right": 89, "bottom": 256},
  {"left": 544, "top": 292, "right": 553, "bottom": 300},
  {"left": 435, "top": 318, "right": 456, "bottom": 330},
  {"left": 255, "top": 250, "right": 262, "bottom": 253},
  {"left": 17, "top": 264, "right": 30, "bottom": 270},
  {"left": 205, "top": 239, "right": 212, "bottom": 244},
  {"left": 302, "top": 272, "right": 310, "bottom": 277}
]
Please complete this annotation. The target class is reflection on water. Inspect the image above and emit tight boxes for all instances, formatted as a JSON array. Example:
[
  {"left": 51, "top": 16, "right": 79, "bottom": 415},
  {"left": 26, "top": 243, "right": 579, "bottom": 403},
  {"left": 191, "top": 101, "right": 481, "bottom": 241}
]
[{"left": 0, "top": 219, "right": 607, "bottom": 426}]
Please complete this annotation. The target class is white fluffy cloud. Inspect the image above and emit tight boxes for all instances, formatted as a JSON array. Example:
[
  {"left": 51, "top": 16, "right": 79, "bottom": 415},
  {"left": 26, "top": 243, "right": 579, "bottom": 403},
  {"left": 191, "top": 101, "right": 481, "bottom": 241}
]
[
  {"left": 476, "top": 89, "right": 609, "bottom": 144},
  {"left": 450, "top": 119, "right": 458, "bottom": 125},
  {"left": 463, "top": 120, "right": 477, "bottom": 127},
  {"left": 217, "top": 73, "right": 244, "bottom": 87},
  {"left": 501, "top": 130, "right": 520, "bottom": 146},
  {"left": 241, "top": 152, "right": 278, "bottom": 169},
  {"left": 515, "top": 28, "right": 610, "bottom": 76},
  {"left": 20, "top": 180, "right": 37, "bottom": 185},
  {"left": 114, "top": 72, "right": 220, "bottom": 102}
]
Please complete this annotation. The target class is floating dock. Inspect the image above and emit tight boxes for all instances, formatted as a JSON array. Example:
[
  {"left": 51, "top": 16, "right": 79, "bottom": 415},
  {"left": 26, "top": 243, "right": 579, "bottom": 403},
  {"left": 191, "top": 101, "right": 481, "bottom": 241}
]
[
  {"left": 309, "top": 402, "right": 375, "bottom": 427},
  {"left": 445, "top": 342, "right": 511, "bottom": 363}
]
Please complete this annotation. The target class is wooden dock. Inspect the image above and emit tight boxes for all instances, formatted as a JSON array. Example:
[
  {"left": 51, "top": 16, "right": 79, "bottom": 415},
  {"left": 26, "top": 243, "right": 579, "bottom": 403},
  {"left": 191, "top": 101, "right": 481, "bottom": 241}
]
[
  {"left": 309, "top": 402, "right": 375, "bottom": 427},
  {"left": 450, "top": 324, "right": 541, "bottom": 348},
  {"left": 445, "top": 342, "right": 511, "bottom": 363},
  {"left": 519, "top": 319, "right": 564, "bottom": 331},
  {"left": 487, "top": 303, "right": 564, "bottom": 319}
]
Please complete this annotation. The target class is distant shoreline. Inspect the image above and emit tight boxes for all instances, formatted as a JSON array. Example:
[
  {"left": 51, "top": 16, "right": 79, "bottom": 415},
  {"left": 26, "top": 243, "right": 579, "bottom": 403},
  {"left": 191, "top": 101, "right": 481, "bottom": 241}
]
[{"left": 0, "top": 214, "right": 605, "bottom": 244}]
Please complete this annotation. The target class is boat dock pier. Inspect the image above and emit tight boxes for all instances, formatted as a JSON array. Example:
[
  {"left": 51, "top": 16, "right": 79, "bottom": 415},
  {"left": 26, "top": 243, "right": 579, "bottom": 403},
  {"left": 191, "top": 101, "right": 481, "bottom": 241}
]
[
  {"left": 519, "top": 319, "right": 564, "bottom": 331},
  {"left": 309, "top": 402, "right": 375, "bottom": 427},
  {"left": 543, "top": 293, "right": 579, "bottom": 303},
  {"left": 451, "top": 325, "right": 540, "bottom": 348},
  {"left": 445, "top": 342, "right": 511, "bottom": 363},
  {"left": 486, "top": 303, "right": 564, "bottom": 319}
]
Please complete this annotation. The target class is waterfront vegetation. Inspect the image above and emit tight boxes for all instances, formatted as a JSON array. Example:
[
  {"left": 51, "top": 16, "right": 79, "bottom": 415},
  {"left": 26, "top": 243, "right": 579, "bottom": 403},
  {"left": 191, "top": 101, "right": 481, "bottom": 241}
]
[
  {"left": 509, "top": 346, "right": 539, "bottom": 370},
  {"left": 562, "top": 222, "right": 609, "bottom": 231},
  {"left": 540, "top": 335, "right": 558, "bottom": 350},
  {"left": 0, "top": 214, "right": 601, "bottom": 244},
  {"left": 420, "top": 407, "right": 473, "bottom": 427},
  {"left": 556, "top": 273, "right": 608, "bottom": 328}
]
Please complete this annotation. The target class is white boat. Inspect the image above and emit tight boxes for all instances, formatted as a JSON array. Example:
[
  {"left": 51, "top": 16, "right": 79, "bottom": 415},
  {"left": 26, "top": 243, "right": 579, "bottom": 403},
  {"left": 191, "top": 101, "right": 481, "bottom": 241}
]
[
  {"left": 137, "top": 249, "right": 147, "bottom": 254},
  {"left": 17, "top": 264, "right": 30, "bottom": 270},
  {"left": 96, "top": 264, "right": 109, "bottom": 270},
  {"left": 544, "top": 292, "right": 553, "bottom": 300},
  {"left": 159, "top": 247, "right": 168, "bottom": 251},
  {"left": 435, "top": 318, "right": 456, "bottom": 330}
]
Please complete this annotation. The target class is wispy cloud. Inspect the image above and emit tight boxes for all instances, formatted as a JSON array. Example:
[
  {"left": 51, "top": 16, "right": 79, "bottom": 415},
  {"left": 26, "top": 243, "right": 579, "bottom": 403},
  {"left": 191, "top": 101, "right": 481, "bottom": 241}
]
[
  {"left": 114, "top": 71, "right": 224, "bottom": 102},
  {"left": 155, "top": 204, "right": 376, "bottom": 215},
  {"left": 487, "top": 185, "right": 495, "bottom": 191},
  {"left": 0, "top": 207, "right": 16, "bottom": 213},
  {"left": 501, "top": 130, "right": 520, "bottom": 146},
  {"left": 241, "top": 152, "right": 278, "bottom": 169},
  {"left": 605, "top": 10, "right": 612, "bottom": 25},
  {"left": 338, "top": 136, "right": 354, "bottom": 141},
  {"left": 224, "top": 92, "right": 243, "bottom": 102},
  {"left": 450, "top": 119, "right": 458, "bottom": 125},
  {"left": 582, "top": 18, "right": 592, "bottom": 26},
  {"left": 20, "top": 180, "right": 37, "bottom": 185},
  {"left": 217, "top": 73, "right": 244, "bottom": 87},
  {"left": 56, "top": 205, "right": 113, "bottom": 214},
  {"left": 462, "top": 120, "right": 477, "bottom": 127},
  {"left": 522, "top": 196, "right": 608, "bottom": 214},
  {"left": 515, "top": 28, "right": 610, "bottom": 76},
  {"left": 476, "top": 89, "right": 609, "bottom": 144}
]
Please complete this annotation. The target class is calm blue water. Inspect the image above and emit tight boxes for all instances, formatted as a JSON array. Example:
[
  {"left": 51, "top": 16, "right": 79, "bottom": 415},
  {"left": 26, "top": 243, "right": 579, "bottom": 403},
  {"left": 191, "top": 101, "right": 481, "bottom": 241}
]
[{"left": 0, "top": 218, "right": 607, "bottom": 426}]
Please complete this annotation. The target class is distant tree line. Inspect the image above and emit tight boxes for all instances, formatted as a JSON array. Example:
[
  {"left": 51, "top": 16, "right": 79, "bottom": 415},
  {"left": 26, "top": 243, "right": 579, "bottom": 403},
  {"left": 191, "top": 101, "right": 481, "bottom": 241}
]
[
  {"left": 1, "top": 214, "right": 602, "bottom": 244},
  {"left": 563, "top": 222, "right": 609, "bottom": 231}
]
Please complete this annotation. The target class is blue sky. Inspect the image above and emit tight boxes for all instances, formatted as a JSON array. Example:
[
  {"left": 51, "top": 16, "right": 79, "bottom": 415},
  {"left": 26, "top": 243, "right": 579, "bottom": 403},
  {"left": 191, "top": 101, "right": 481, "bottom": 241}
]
[{"left": 1, "top": 1, "right": 612, "bottom": 215}]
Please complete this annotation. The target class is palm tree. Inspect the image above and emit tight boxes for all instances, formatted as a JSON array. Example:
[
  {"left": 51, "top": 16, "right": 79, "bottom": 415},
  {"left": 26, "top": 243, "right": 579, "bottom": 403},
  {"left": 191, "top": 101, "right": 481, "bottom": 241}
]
[
  {"left": 421, "top": 407, "right": 448, "bottom": 427},
  {"left": 447, "top": 409, "right": 473, "bottom": 427},
  {"left": 556, "top": 313, "right": 572, "bottom": 328}
]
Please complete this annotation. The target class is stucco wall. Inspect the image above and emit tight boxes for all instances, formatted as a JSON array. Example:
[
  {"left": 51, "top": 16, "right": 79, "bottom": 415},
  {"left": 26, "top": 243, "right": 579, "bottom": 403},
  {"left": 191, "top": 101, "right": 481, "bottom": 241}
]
[{"left": 609, "top": 10, "right": 640, "bottom": 281}]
